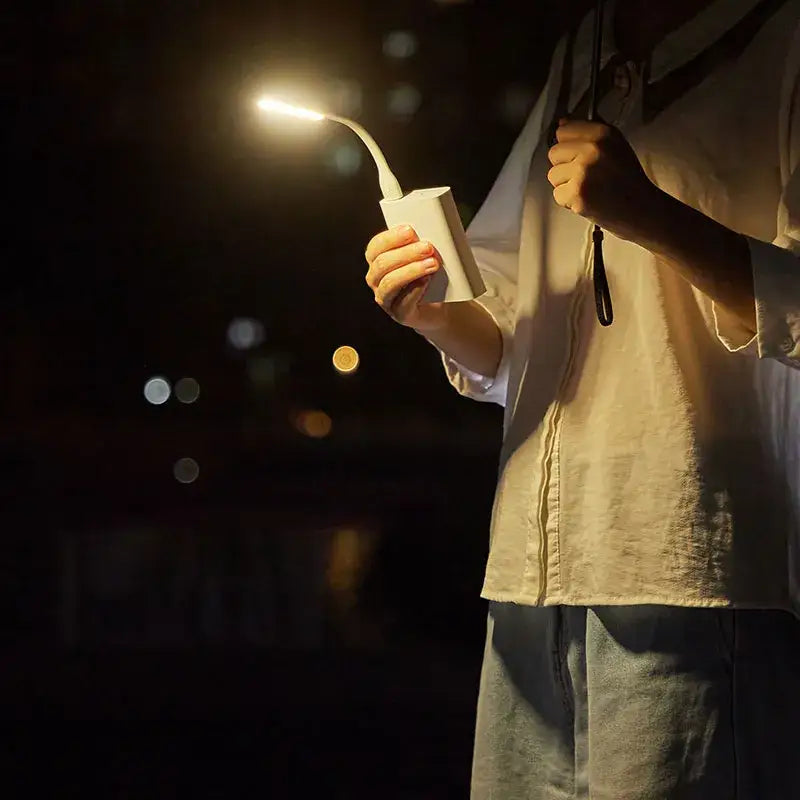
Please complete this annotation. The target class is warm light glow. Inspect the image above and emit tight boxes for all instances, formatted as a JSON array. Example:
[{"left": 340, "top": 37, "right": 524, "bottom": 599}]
[
  {"left": 332, "top": 345, "right": 360, "bottom": 375},
  {"left": 292, "top": 410, "right": 332, "bottom": 438},
  {"left": 327, "top": 527, "right": 372, "bottom": 594},
  {"left": 257, "top": 97, "right": 325, "bottom": 121}
]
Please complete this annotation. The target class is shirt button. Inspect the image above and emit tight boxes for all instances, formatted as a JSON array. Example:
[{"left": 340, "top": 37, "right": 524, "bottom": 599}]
[{"left": 613, "top": 63, "right": 632, "bottom": 97}]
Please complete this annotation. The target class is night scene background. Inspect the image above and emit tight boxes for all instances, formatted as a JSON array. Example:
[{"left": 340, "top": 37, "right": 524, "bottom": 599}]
[{"left": 5, "top": 0, "right": 590, "bottom": 795}]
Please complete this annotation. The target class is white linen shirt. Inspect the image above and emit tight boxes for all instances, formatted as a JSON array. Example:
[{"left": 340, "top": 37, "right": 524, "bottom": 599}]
[{"left": 433, "top": 0, "right": 800, "bottom": 616}]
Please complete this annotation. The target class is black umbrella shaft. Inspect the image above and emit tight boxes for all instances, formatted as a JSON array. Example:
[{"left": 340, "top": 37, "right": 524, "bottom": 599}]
[
  {"left": 589, "top": 0, "right": 613, "bottom": 325},
  {"left": 588, "top": 0, "right": 604, "bottom": 122}
]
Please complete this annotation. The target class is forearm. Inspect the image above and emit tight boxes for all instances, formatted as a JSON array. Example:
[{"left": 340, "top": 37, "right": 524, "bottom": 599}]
[
  {"left": 633, "top": 187, "right": 756, "bottom": 333},
  {"left": 417, "top": 299, "right": 503, "bottom": 379},
  {"left": 549, "top": 120, "right": 758, "bottom": 332}
]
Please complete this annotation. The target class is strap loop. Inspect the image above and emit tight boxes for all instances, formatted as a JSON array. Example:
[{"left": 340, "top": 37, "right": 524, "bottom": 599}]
[{"left": 592, "top": 225, "right": 613, "bottom": 326}]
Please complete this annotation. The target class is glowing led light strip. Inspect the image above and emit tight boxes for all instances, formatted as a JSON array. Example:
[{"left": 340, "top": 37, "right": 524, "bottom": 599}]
[{"left": 256, "top": 97, "right": 325, "bottom": 121}]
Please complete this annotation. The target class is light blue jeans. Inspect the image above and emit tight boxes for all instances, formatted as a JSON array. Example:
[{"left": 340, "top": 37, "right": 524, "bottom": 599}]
[{"left": 471, "top": 602, "right": 800, "bottom": 799}]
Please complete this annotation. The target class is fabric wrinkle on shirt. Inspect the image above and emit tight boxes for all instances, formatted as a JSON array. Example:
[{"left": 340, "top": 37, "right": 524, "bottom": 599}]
[{"left": 428, "top": 0, "right": 800, "bottom": 618}]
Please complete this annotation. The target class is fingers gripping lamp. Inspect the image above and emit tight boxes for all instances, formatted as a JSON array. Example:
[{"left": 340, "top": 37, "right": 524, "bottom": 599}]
[{"left": 257, "top": 97, "right": 486, "bottom": 304}]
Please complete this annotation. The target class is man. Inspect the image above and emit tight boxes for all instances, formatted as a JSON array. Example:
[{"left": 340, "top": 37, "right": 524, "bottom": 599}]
[{"left": 365, "top": 0, "right": 800, "bottom": 796}]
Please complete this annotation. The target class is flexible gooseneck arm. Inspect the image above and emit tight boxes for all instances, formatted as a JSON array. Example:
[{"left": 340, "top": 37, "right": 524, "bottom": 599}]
[
  {"left": 256, "top": 98, "right": 404, "bottom": 201},
  {"left": 326, "top": 114, "right": 404, "bottom": 201}
]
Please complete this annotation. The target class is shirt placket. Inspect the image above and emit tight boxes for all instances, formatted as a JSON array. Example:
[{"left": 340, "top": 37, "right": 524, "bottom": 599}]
[{"left": 529, "top": 60, "right": 643, "bottom": 603}]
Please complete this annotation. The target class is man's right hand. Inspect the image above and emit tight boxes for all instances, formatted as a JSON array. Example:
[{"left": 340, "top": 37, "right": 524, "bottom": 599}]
[{"left": 364, "top": 225, "right": 448, "bottom": 333}]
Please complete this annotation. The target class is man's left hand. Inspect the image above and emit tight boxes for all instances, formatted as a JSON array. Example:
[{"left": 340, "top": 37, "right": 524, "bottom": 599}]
[{"left": 547, "top": 118, "right": 660, "bottom": 242}]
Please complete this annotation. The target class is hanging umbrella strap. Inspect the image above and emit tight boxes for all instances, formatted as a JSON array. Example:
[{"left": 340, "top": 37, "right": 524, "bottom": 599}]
[{"left": 592, "top": 226, "right": 613, "bottom": 325}]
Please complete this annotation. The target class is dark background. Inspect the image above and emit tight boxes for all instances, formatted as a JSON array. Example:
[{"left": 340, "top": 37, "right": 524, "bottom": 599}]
[{"left": 4, "top": 0, "right": 583, "bottom": 795}]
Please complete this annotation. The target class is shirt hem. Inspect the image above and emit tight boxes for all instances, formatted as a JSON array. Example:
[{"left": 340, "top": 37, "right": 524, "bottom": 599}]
[{"left": 480, "top": 588, "right": 799, "bottom": 618}]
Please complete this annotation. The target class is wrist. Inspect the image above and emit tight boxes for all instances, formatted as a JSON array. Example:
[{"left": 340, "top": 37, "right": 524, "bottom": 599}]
[
  {"left": 412, "top": 301, "right": 451, "bottom": 335},
  {"left": 625, "top": 183, "right": 675, "bottom": 251}
]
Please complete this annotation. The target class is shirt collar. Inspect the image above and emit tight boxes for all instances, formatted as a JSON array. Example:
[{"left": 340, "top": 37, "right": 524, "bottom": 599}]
[
  {"left": 648, "top": 0, "right": 767, "bottom": 81},
  {"left": 573, "top": 0, "right": 766, "bottom": 83}
]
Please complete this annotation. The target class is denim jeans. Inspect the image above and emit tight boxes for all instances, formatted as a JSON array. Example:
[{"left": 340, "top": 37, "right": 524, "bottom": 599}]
[{"left": 471, "top": 602, "right": 800, "bottom": 799}]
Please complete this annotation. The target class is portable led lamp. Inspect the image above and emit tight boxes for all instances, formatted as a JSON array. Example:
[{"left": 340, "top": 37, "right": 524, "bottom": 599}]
[{"left": 256, "top": 96, "right": 486, "bottom": 304}]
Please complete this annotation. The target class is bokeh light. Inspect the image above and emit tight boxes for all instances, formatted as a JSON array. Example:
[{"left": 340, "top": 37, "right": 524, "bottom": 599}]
[
  {"left": 387, "top": 83, "right": 422, "bottom": 120},
  {"left": 227, "top": 317, "right": 265, "bottom": 350},
  {"left": 143, "top": 376, "right": 171, "bottom": 405},
  {"left": 332, "top": 345, "right": 360, "bottom": 375},
  {"left": 173, "top": 457, "right": 200, "bottom": 484},
  {"left": 324, "top": 141, "right": 362, "bottom": 177},
  {"left": 383, "top": 31, "right": 418, "bottom": 60},
  {"left": 292, "top": 410, "right": 332, "bottom": 438},
  {"left": 175, "top": 377, "right": 200, "bottom": 404}
]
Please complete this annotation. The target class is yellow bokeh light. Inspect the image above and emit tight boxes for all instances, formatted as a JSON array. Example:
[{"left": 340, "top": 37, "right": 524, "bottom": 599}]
[
  {"left": 293, "top": 410, "right": 332, "bottom": 438},
  {"left": 327, "top": 528, "right": 364, "bottom": 593},
  {"left": 332, "top": 345, "right": 360, "bottom": 375}
]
